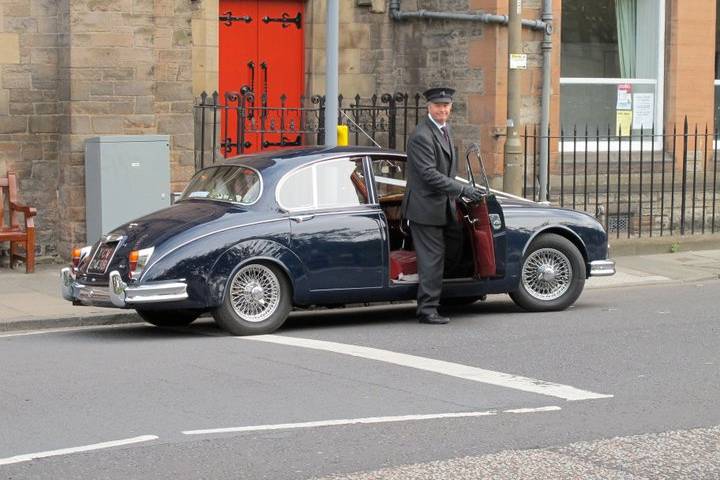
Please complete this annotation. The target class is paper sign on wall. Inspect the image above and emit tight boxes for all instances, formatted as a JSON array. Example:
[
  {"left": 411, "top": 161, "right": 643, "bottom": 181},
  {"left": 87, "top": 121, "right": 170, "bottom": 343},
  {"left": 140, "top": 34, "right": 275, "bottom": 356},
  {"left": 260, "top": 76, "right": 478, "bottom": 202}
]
[
  {"left": 632, "top": 93, "right": 654, "bottom": 130},
  {"left": 510, "top": 54, "right": 527, "bottom": 70}
]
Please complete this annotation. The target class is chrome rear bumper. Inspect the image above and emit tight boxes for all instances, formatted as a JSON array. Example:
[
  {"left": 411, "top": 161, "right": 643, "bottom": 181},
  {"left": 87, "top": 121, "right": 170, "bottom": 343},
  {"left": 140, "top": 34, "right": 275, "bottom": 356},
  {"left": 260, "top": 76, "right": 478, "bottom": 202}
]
[
  {"left": 61, "top": 268, "right": 188, "bottom": 308},
  {"left": 589, "top": 259, "right": 616, "bottom": 277}
]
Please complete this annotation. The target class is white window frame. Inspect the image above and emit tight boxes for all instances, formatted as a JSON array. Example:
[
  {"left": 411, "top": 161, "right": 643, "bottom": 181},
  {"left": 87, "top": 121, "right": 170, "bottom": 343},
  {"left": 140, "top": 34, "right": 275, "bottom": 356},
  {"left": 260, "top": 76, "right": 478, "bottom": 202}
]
[
  {"left": 277, "top": 157, "right": 367, "bottom": 212},
  {"left": 559, "top": 0, "right": 666, "bottom": 152},
  {"left": 714, "top": 80, "right": 720, "bottom": 149}
]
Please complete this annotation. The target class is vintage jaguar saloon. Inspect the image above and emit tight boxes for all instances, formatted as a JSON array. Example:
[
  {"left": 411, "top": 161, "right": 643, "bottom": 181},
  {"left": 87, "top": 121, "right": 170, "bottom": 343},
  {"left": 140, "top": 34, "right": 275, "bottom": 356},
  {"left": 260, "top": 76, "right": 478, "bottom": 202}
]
[{"left": 61, "top": 146, "right": 615, "bottom": 335}]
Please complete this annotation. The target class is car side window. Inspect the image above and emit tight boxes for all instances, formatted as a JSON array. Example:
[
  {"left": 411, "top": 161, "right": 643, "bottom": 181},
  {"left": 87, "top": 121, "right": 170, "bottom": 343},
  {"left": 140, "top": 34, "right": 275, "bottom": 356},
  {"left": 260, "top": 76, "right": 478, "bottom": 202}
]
[
  {"left": 316, "top": 158, "right": 367, "bottom": 208},
  {"left": 277, "top": 157, "right": 368, "bottom": 211},
  {"left": 370, "top": 156, "right": 407, "bottom": 202},
  {"left": 278, "top": 165, "right": 314, "bottom": 210}
]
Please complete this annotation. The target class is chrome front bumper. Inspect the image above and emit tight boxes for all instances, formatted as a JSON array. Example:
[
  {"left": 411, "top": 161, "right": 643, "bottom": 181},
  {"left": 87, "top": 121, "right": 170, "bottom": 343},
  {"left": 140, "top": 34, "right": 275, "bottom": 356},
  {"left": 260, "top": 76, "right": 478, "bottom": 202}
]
[
  {"left": 60, "top": 268, "right": 188, "bottom": 308},
  {"left": 589, "top": 259, "right": 616, "bottom": 277}
]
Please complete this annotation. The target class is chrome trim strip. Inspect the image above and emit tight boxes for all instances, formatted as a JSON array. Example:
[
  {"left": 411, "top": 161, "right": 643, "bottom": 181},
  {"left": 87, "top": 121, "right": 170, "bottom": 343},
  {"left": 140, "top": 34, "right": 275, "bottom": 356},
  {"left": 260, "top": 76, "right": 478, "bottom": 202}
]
[
  {"left": 140, "top": 217, "right": 287, "bottom": 280},
  {"left": 60, "top": 267, "right": 74, "bottom": 301},
  {"left": 276, "top": 154, "right": 379, "bottom": 213},
  {"left": 589, "top": 259, "right": 616, "bottom": 277},
  {"left": 61, "top": 268, "right": 189, "bottom": 308},
  {"left": 76, "top": 284, "right": 112, "bottom": 306}
]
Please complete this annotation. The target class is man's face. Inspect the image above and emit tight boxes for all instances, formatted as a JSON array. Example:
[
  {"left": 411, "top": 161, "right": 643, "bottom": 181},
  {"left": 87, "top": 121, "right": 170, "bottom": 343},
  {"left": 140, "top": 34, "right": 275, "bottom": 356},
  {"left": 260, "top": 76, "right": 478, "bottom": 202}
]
[{"left": 428, "top": 101, "right": 452, "bottom": 124}]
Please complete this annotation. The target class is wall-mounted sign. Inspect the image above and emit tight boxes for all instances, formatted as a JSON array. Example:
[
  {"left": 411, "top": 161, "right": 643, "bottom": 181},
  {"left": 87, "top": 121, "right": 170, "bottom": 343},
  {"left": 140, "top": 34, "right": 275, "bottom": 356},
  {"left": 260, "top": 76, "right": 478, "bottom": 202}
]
[{"left": 509, "top": 53, "right": 527, "bottom": 70}]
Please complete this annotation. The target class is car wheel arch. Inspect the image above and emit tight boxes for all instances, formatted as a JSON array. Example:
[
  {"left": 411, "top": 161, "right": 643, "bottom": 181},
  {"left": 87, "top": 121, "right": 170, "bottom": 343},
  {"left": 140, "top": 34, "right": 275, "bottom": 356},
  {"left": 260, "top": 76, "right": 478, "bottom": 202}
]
[
  {"left": 207, "top": 240, "right": 303, "bottom": 306},
  {"left": 221, "top": 256, "right": 295, "bottom": 303},
  {"left": 523, "top": 226, "right": 588, "bottom": 266}
]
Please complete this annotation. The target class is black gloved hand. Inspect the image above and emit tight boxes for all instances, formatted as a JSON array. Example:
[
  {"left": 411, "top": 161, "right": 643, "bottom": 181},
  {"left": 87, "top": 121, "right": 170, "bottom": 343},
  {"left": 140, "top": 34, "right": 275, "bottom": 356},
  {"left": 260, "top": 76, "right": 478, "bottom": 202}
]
[{"left": 461, "top": 185, "right": 483, "bottom": 202}]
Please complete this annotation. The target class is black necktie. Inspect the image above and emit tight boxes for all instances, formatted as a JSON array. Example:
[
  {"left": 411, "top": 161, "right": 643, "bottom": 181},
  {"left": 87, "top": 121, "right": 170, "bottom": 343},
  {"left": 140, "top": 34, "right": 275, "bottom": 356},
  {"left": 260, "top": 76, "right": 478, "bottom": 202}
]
[{"left": 440, "top": 126, "right": 450, "bottom": 146}]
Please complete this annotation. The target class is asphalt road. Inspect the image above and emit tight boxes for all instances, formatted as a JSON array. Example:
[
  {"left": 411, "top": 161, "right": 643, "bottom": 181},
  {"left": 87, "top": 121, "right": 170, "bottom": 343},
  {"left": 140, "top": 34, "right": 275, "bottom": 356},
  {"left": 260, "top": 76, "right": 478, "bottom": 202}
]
[{"left": 1, "top": 281, "right": 719, "bottom": 479}]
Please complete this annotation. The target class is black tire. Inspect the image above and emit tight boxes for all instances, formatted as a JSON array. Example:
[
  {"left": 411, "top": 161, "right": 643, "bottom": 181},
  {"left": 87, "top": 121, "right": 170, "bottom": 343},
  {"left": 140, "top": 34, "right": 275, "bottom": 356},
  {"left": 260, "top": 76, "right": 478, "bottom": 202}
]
[
  {"left": 509, "top": 233, "right": 586, "bottom": 312},
  {"left": 440, "top": 295, "right": 487, "bottom": 307},
  {"left": 136, "top": 309, "right": 202, "bottom": 327},
  {"left": 212, "top": 262, "right": 292, "bottom": 336}
]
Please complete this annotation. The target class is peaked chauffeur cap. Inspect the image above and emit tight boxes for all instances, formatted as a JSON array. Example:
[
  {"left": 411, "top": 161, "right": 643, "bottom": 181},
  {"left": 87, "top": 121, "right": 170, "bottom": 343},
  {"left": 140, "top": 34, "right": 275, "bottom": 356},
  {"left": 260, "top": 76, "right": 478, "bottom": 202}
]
[{"left": 423, "top": 87, "right": 455, "bottom": 104}]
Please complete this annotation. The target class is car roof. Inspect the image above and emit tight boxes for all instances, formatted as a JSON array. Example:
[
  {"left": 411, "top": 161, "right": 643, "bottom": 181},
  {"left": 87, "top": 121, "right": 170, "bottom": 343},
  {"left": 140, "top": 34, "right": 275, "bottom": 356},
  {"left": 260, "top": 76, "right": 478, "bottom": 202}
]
[{"left": 208, "top": 146, "right": 405, "bottom": 174}]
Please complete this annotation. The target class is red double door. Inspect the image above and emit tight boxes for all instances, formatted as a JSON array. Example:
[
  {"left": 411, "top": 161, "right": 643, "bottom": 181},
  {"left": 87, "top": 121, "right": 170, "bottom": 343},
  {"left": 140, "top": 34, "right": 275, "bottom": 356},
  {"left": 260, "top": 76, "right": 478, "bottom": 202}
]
[{"left": 219, "top": 0, "right": 305, "bottom": 155}]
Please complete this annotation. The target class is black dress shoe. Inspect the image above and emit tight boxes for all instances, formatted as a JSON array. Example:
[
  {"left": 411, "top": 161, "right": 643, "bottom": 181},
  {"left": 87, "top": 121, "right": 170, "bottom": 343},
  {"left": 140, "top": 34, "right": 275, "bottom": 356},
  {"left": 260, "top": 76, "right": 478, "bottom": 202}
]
[{"left": 418, "top": 313, "right": 450, "bottom": 324}]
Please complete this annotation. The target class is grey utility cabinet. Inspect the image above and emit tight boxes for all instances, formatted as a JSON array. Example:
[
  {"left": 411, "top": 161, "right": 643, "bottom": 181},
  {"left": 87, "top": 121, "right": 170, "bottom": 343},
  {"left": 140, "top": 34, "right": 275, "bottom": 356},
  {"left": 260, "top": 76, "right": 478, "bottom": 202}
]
[{"left": 85, "top": 135, "right": 171, "bottom": 244}]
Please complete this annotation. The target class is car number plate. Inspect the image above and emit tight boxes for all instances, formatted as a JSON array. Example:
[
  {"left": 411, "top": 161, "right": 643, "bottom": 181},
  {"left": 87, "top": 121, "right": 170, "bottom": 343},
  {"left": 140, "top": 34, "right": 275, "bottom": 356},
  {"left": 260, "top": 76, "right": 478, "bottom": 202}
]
[{"left": 87, "top": 243, "right": 118, "bottom": 274}]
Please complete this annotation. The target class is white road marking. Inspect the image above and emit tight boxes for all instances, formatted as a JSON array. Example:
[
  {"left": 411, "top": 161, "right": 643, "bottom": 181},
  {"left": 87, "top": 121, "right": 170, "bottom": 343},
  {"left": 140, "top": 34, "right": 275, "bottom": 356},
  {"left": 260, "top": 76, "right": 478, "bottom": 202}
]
[
  {"left": 504, "top": 406, "right": 561, "bottom": 414},
  {"left": 0, "top": 324, "right": 142, "bottom": 338},
  {"left": 0, "top": 435, "right": 158, "bottom": 466},
  {"left": 183, "top": 406, "right": 561, "bottom": 436},
  {"left": 241, "top": 335, "right": 613, "bottom": 401}
]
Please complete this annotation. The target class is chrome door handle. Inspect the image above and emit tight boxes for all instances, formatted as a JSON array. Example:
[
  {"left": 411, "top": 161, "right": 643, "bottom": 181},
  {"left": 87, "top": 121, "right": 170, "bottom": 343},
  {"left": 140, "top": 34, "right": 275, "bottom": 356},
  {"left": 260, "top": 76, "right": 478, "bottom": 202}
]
[{"left": 290, "top": 215, "right": 314, "bottom": 223}]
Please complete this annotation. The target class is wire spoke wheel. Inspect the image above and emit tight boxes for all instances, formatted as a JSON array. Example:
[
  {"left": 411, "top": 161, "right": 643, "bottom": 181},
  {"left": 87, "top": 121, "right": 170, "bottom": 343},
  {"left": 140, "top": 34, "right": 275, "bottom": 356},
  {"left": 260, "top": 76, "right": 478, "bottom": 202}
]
[
  {"left": 229, "top": 264, "right": 281, "bottom": 323},
  {"left": 521, "top": 248, "right": 572, "bottom": 301}
]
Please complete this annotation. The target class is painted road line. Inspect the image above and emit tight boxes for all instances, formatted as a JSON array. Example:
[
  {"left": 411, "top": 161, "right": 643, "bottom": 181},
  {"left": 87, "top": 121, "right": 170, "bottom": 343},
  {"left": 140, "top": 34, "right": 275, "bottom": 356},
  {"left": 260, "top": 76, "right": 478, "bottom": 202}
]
[
  {"left": 241, "top": 335, "right": 613, "bottom": 401},
  {"left": 182, "top": 406, "right": 561, "bottom": 436},
  {"left": 0, "top": 435, "right": 159, "bottom": 466},
  {"left": 0, "top": 324, "right": 143, "bottom": 339}
]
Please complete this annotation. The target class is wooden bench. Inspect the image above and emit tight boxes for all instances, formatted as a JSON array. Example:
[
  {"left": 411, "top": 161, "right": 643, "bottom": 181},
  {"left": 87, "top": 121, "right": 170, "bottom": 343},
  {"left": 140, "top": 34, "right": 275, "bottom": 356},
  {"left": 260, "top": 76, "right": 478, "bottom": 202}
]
[{"left": 0, "top": 172, "right": 37, "bottom": 273}]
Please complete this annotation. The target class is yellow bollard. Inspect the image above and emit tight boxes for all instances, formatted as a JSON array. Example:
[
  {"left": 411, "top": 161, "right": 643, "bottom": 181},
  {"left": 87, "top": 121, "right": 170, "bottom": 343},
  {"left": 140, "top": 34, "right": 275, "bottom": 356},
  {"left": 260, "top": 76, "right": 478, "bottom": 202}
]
[{"left": 337, "top": 125, "right": 349, "bottom": 146}]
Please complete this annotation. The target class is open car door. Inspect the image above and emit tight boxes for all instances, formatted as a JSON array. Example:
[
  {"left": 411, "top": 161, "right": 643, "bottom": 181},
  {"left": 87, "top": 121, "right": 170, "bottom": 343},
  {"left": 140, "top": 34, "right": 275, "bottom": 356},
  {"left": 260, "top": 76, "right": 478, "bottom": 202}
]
[{"left": 457, "top": 145, "right": 506, "bottom": 278}]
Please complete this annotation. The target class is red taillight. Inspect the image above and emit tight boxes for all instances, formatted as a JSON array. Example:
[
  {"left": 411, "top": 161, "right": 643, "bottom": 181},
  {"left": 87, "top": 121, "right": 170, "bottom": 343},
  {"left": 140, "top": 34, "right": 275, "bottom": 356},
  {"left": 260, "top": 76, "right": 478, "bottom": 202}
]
[
  {"left": 71, "top": 248, "right": 82, "bottom": 268},
  {"left": 128, "top": 250, "right": 139, "bottom": 272}
]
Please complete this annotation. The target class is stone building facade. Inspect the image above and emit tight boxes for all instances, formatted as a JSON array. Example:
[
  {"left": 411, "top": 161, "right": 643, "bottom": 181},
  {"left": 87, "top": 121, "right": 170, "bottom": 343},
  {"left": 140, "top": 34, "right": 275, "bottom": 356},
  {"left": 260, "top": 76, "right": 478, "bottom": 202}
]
[
  {"left": 0, "top": 0, "right": 715, "bottom": 260},
  {"left": 0, "top": 0, "right": 211, "bottom": 258}
]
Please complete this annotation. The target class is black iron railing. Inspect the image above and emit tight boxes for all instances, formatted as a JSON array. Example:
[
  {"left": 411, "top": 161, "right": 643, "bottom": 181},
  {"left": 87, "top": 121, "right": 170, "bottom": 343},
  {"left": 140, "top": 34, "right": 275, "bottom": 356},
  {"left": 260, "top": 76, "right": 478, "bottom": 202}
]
[
  {"left": 194, "top": 90, "right": 423, "bottom": 170},
  {"left": 522, "top": 118, "right": 720, "bottom": 238}
]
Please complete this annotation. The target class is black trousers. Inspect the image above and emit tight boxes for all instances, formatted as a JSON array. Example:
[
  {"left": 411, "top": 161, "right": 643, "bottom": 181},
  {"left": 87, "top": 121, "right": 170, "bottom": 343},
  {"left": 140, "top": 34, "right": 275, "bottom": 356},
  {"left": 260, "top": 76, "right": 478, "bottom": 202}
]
[{"left": 410, "top": 218, "right": 463, "bottom": 317}]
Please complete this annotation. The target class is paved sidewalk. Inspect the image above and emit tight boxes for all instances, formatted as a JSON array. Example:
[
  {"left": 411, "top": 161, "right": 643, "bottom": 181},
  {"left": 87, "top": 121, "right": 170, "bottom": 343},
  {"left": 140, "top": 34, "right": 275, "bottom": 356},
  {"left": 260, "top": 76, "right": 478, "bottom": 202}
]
[{"left": 1, "top": 248, "right": 719, "bottom": 333}]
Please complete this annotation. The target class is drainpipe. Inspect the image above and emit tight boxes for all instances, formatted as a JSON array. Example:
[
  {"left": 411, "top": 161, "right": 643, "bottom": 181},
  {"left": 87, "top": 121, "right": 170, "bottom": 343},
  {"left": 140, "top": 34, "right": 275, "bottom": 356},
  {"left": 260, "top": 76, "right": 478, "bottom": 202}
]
[
  {"left": 324, "top": 0, "right": 339, "bottom": 147},
  {"left": 503, "top": 0, "right": 523, "bottom": 196},
  {"left": 389, "top": 0, "right": 552, "bottom": 196},
  {"left": 538, "top": 0, "right": 553, "bottom": 202},
  {"left": 388, "top": 0, "right": 545, "bottom": 31}
]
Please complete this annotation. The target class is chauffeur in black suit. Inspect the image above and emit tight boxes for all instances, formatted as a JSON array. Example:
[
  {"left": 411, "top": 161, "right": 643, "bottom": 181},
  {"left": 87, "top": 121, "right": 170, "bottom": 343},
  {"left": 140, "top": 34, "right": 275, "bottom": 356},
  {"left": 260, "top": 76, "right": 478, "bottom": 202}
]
[{"left": 401, "top": 87, "right": 483, "bottom": 324}]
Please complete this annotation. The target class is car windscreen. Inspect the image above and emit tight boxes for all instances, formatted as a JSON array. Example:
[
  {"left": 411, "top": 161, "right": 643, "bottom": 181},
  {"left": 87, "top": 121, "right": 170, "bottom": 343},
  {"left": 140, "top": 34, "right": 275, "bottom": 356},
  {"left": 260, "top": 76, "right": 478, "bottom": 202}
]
[{"left": 178, "top": 165, "right": 262, "bottom": 205}]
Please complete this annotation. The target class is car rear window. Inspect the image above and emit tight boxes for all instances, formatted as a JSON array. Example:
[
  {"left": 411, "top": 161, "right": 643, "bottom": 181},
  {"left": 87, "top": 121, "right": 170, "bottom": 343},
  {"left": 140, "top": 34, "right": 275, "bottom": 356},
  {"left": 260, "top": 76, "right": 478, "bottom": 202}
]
[{"left": 179, "top": 165, "right": 262, "bottom": 205}]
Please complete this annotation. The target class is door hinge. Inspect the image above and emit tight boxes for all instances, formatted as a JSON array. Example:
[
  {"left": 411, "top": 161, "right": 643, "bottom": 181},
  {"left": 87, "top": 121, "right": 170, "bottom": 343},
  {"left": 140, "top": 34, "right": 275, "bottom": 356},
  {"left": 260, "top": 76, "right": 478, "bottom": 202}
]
[
  {"left": 262, "top": 12, "right": 302, "bottom": 29},
  {"left": 219, "top": 11, "right": 252, "bottom": 26}
]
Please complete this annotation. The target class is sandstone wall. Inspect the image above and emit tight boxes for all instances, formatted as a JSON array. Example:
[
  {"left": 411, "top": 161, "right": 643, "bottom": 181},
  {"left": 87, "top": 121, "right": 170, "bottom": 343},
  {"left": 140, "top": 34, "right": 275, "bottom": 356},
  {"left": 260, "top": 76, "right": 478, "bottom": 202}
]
[
  {"left": 0, "top": 0, "right": 201, "bottom": 258},
  {"left": 0, "top": 0, "right": 62, "bottom": 257},
  {"left": 0, "top": 0, "right": 551, "bottom": 259},
  {"left": 305, "top": 0, "right": 551, "bottom": 182}
]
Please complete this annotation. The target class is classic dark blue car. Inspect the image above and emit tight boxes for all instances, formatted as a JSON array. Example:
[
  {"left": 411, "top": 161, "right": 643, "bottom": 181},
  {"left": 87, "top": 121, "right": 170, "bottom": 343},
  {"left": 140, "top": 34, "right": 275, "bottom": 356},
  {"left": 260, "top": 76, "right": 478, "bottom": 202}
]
[{"left": 61, "top": 146, "right": 615, "bottom": 335}]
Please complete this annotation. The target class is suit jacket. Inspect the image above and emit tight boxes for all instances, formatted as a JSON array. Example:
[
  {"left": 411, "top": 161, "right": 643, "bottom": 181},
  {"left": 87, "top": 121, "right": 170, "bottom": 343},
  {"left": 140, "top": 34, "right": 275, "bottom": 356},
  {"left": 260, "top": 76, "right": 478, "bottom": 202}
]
[{"left": 401, "top": 117, "right": 464, "bottom": 226}]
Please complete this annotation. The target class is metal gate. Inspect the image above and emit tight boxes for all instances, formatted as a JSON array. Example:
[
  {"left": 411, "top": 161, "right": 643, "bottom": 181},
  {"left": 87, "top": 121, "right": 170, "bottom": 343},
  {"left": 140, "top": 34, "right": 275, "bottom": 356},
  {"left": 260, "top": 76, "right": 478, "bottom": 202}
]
[{"left": 219, "top": 0, "right": 304, "bottom": 154}]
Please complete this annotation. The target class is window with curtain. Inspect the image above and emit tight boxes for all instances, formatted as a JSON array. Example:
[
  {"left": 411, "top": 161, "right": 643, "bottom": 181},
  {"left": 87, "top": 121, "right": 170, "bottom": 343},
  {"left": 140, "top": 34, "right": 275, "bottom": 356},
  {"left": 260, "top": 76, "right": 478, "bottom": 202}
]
[{"left": 560, "top": 0, "right": 663, "bottom": 135}]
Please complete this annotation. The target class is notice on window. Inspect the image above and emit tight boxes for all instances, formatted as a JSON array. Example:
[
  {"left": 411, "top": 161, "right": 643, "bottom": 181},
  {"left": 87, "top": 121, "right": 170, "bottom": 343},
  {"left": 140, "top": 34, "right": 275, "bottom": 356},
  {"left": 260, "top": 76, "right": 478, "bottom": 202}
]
[
  {"left": 632, "top": 93, "right": 654, "bottom": 130},
  {"left": 616, "top": 84, "right": 633, "bottom": 110},
  {"left": 616, "top": 110, "right": 633, "bottom": 136}
]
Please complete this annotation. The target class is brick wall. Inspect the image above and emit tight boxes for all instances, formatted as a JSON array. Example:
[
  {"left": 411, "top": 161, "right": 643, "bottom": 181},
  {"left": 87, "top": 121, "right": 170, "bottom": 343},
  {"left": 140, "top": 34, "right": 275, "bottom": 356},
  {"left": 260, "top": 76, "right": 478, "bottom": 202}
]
[{"left": 664, "top": 0, "right": 716, "bottom": 130}]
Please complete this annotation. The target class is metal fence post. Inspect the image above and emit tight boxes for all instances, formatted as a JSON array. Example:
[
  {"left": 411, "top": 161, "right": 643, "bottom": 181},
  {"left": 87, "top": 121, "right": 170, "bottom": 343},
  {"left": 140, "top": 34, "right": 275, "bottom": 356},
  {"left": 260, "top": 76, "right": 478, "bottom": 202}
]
[{"left": 681, "top": 117, "right": 688, "bottom": 235}]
